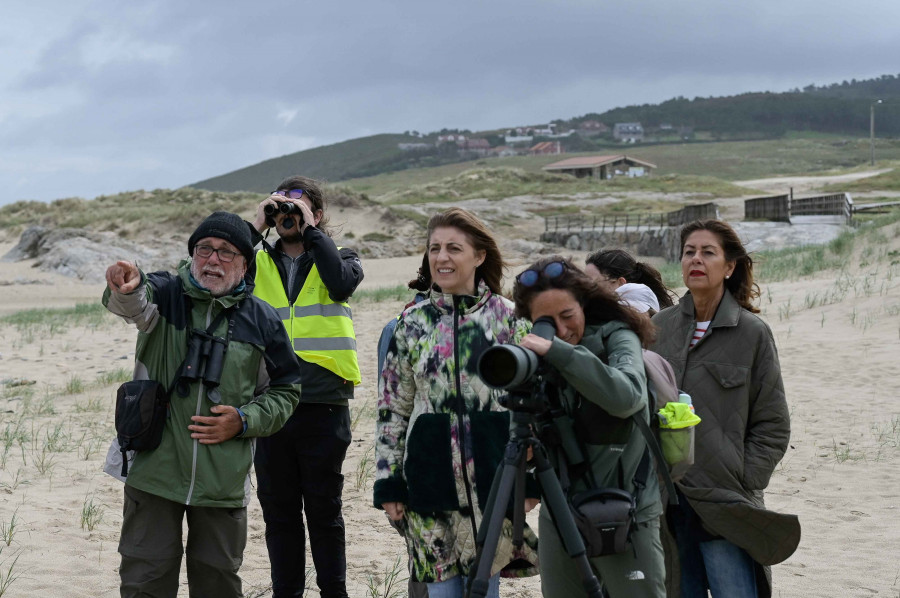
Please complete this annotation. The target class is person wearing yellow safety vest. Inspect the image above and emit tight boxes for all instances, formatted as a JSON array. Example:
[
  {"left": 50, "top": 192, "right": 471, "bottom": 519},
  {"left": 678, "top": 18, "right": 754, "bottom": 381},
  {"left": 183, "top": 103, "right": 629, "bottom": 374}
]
[{"left": 249, "top": 175, "right": 363, "bottom": 598}]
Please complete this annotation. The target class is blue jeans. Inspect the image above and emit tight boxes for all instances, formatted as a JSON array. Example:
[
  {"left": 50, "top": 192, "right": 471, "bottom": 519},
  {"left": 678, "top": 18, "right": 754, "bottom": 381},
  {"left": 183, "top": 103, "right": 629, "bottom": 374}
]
[
  {"left": 427, "top": 573, "right": 500, "bottom": 598},
  {"left": 669, "top": 494, "right": 757, "bottom": 598}
]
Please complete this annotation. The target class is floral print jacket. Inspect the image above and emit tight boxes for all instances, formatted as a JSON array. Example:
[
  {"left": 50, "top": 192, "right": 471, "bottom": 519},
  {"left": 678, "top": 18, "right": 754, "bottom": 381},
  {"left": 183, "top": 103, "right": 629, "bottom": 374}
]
[{"left": 374, "top": 280, "right": 538, "bottom": 583}]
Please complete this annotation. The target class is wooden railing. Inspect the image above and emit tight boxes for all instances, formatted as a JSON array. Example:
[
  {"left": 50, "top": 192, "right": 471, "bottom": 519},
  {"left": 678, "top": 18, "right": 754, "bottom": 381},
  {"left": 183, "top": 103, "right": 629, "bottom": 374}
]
[
  {"left": 543, "top": 202, "right": 720, "bottom": 233},
  {"left": 853, "top": 199, "right": 900, "bottom": 213},
  {"left": 544, "top": 212, "right": 669, "bottom": 233},
  {"left": 667, "top": 202, "right": 719, "bottom": 226},
  {"left": 791, "top": 193, "right": 853, "bottom": 223},
  {"left": 745, "top": 195, "right": 790, "bottom": 222}
]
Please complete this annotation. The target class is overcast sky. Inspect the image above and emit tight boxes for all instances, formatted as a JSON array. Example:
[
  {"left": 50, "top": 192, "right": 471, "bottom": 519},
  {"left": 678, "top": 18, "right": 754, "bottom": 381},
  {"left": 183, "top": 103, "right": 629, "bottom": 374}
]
[{"left": 1, "top": 0, "right": 898, "bottom": 206}]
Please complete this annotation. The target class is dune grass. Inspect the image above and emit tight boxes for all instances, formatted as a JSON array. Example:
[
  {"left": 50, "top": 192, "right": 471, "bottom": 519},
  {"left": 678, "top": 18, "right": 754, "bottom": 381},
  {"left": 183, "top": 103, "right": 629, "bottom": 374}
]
[
  {"left": 379, "top": 167, "right": 757, "bottom": 206},
  {"left": 343, "top": 137, "right": 900, "bottom": 199},
  {"left": 353, "top": 285, "right": 411, "bottom": 304},
  {"left": 0, "top": 185, "right": 375, "bottom": 239},
  {"left": 0, "top": 303, "right": 110, "bottom": 332},
  {"left": 381, "top": 167, "right": 607, "bottom": 204},
  {"left": 824, "top": 162, "right": 900, "bottom": 192}
]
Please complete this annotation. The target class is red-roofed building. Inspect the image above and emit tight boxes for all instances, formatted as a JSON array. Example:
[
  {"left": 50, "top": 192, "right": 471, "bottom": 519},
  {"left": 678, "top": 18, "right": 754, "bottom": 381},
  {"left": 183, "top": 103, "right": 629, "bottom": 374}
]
[
  {"left": 542, "top": 155, "right": 656, "bottom": 179},
  {"left": 464, "top": 138, "right": 491, "bottom": 151},
  {"left": 530, "top": 141, "right": 562, "bottom": 155}
]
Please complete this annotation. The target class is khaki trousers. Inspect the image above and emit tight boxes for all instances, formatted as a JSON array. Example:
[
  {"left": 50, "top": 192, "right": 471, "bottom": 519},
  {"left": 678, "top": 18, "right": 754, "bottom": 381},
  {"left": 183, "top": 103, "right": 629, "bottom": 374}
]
[{"left": 118, "top": 485, "right": 247, "bottom": 598}]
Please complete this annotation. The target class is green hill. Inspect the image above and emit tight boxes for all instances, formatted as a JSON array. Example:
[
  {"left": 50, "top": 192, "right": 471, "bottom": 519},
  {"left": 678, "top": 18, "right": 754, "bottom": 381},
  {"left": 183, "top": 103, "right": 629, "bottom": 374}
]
[
  {"left": 190, "top": 133, "right": 478, "bottom": 193},
  {"left": 571, "top": 74, "right": 900, "bottom": 138},
  {"left": 191, "top": 134, "right": 412, "bottom": 192},
  {"left": 190, "top": 74, "right": 900, "bottom": 196},
  {"left": 343, "top": 137, "right": 900, "bottom": 199}
]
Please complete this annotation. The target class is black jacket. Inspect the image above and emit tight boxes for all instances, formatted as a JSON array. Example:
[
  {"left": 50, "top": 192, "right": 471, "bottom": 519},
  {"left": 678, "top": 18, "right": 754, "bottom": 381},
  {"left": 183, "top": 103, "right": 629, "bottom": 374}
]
[{"left": 249, "top": 224, "right": 363, "bottom": 403}]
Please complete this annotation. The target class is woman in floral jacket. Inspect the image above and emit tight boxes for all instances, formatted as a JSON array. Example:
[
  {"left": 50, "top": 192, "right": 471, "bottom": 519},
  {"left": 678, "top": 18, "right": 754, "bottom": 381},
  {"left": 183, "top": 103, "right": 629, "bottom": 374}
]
[{"left": 374, "top": 208, "right": 538, "bottom": 598}]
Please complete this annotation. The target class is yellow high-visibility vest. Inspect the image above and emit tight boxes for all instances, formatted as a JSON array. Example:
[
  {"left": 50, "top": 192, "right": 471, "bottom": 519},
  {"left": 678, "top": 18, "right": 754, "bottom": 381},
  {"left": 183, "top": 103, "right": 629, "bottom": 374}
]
[{"left": 253, "top": 249, "right": 361, "bottom": 384}]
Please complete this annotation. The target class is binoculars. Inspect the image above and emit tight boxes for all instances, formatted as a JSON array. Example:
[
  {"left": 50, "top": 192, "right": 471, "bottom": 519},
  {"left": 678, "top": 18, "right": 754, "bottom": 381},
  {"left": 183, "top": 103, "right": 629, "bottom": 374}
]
[
  {"left": 179, "top": 329, "right": 228, "bottom": 403},
  {"left": 264, "top": 202, "right": 302, "bottom": 216},
  {"left": 264, "top": 201, "right": 304, "bottom": 229}
]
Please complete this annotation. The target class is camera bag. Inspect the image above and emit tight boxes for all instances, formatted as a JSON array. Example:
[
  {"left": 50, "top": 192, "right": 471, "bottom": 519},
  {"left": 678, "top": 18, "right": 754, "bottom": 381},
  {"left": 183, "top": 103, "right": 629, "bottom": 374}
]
[
  {"left": 569, "top": 487, "right": 637, "bottom": 557},
  {"left": 115, "top": 379, "right": 169, "bottom": 477}
]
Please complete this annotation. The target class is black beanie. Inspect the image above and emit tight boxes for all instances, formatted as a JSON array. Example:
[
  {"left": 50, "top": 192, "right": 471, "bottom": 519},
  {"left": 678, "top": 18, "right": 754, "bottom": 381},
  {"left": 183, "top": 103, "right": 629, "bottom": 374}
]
[{"left": 187, "top": 212, "right": 255, "bottom": 263}]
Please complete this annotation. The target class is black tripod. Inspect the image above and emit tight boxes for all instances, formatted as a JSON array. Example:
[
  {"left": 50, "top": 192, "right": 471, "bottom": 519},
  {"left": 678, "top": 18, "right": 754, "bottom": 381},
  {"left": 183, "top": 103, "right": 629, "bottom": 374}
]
[{"left": 466, "top": 407, "right": 604, "bottom": 598}]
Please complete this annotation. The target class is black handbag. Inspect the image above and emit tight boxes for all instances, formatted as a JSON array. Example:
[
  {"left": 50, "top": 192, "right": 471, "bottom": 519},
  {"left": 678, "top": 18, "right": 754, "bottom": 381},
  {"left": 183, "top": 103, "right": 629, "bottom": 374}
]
[
  {"left": 569, "top": 487, "right": 636, "bottom": 557},
  {"left": 115, "top": 380, "right": 169, "bottom": 477}
]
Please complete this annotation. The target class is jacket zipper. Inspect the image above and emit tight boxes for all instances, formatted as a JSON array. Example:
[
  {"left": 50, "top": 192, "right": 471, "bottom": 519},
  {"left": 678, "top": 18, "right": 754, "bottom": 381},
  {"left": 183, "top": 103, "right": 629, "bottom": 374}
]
[
  {"left": 453, "top": 297, "right": 479, "bottom": 535},
  {"left": 185, "top": 300, "right": 214, "bottom": 505}
]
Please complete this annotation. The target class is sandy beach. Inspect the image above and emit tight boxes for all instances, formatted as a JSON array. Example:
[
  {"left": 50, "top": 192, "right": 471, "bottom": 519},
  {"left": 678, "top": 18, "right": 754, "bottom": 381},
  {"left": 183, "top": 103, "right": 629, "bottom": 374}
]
[{"left": 1, "top": 228, "right": 899, "bottom": 597}]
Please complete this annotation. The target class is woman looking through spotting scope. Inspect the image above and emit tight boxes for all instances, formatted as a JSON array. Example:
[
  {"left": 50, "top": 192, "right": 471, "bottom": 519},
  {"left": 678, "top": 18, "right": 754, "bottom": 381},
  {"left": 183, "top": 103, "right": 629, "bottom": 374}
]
[{"left": 511, "top": 256, "right": 666, "bottom": 598}]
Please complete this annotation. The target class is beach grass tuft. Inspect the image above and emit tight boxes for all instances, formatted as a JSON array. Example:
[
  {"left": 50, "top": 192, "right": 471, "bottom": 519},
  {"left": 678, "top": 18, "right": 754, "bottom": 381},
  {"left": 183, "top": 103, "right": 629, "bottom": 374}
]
[
  {"left": 354, "top": 285, "right": 411, "bottom": 304},
  {"left": 0, "top": 545, "right": 20, "bottom": 597},
  {"left": 80, "top": 495, "right": 104, "bottom": 532},
  {"left": 365, "top": 554, "right": 407, "bottom": 598}
]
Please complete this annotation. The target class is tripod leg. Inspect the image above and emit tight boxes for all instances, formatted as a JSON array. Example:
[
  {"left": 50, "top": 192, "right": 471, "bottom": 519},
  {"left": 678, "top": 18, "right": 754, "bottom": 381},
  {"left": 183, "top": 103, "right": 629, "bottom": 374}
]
[
  {"left": 531, "top": 448, "right": 605, "bottom": 598},
  {"left": 468, "top": 442, "right": 526, "bottom": 598}
]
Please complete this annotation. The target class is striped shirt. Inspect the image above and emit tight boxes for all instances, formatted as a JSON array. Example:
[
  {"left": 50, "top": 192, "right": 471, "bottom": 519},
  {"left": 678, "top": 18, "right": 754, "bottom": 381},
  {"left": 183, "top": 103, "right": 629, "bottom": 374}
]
[{"left": 690, "top": 321, "right": 711, "bottom": 348}]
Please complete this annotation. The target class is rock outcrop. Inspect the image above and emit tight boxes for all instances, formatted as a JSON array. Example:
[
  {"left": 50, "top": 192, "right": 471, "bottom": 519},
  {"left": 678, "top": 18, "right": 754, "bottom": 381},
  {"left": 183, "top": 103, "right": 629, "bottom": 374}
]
[{"left": 2, "top": 226, "right": 183, "bottom": 282}]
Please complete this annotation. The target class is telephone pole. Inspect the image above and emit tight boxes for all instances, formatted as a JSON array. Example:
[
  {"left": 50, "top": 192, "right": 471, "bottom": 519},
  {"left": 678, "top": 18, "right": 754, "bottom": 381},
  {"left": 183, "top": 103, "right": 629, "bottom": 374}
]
[{"left": 870, "top": 99, "right": 882, "bottom": 166}]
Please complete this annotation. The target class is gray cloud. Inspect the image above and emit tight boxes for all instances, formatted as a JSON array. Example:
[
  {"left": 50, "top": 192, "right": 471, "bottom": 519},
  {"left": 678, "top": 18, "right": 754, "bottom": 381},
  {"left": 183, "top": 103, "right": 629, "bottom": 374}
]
[{"left": 2, "top": 0, "right": 898, "bottom": 205}]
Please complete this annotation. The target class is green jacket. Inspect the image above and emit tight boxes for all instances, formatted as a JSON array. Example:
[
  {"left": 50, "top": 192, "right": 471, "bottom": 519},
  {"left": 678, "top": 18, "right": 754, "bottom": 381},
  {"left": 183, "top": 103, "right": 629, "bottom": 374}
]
[
  {"left": 103, "top": 261, "right": 301, "bottom": 508},
  {"left": 652, "top": 290, "right": 800, "bottom": 597},
  {"left": 543, "top": 321, "right": 662, "bottom": 523}
]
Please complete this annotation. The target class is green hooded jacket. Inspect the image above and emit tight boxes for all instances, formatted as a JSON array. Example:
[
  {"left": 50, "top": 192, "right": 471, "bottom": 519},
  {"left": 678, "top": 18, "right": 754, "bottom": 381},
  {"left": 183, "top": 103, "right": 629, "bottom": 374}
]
[
  {"left": 542, "top": 320, "right": 662, "bottom": 523},
  {"left": 103, "top": 260, "right": 301, "bottom": 508}
]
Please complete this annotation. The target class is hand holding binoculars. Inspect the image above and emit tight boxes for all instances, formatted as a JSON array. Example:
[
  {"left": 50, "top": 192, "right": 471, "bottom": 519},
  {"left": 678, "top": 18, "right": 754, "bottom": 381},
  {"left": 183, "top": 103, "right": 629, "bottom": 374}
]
[{"left": 264, "top": 201, "right": 305, "bottom": 229}]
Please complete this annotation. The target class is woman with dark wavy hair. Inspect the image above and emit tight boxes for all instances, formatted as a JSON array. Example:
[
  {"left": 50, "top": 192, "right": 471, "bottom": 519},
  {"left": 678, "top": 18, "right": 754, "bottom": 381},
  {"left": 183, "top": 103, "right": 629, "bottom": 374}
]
[
  {"left": 511, "top": 256, "right": 665, "bottom": 598},
  {"left": 651, "top": 220, "right": 799, "bottom": 598},
  {"left": 585, "top": 248, "right": 675, "bottom": 315}
]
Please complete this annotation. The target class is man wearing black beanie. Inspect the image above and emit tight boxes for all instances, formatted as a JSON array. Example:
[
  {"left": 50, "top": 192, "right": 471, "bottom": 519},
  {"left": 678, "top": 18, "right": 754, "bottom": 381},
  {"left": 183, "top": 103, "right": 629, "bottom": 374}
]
[
  {"left": 188, "top": 211, "right": 256, "bottom": 265},
  {"left": 102, "top": 211, "right": 302, "bottom": 598}
]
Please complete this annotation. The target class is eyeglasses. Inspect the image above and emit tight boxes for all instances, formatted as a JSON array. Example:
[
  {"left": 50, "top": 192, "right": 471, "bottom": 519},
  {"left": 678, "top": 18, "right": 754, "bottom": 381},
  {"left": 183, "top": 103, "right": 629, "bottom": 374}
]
[
  {"left": 516, "top": 261, "right": 567, "bottom": 287},
  {"left": 272, "top": 188, "right": 305, "bottom": 199},
  {"left": 194, "top": 245, "right": 241, "bottom": 263}
]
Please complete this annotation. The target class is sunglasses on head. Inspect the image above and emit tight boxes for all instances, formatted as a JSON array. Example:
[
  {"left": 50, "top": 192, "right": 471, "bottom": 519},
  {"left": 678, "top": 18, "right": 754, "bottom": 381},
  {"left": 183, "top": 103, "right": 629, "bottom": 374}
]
[
  {"left": 272, "top": 188, "right": 305, "bottom": 199},
  {"left": 516, "top": 261, "right": 567, "bottom": 287}
]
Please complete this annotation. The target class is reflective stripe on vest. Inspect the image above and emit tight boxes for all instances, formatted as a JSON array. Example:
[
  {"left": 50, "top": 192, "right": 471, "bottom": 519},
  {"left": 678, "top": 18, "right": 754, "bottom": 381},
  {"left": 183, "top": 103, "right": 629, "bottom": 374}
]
[{"left": 253, "top": 249, "right": 361, "bottom": 384}]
